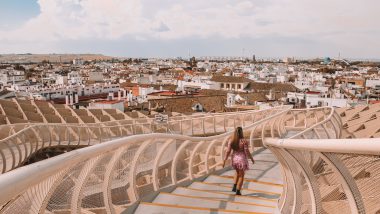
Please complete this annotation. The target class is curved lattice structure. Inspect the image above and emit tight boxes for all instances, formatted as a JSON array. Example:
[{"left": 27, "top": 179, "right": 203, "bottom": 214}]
[
  {"left": 0, "top": 105, "right": 293, "bottom": 213},
  {"left": 0, "top": 107, "right": 285, "bottom": 175},
  {"left": 6, "top": 105, "right": 379, "bottom": 214},
  {"left": 263, "top": 107, "right": 378, "bottom": 214}
]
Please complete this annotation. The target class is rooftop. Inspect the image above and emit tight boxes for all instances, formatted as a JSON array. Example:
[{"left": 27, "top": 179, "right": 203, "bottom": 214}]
[
  {"left": 93, "top": 100, "right": 124, "bottom": 104},
  {"left": 210, "top": 75, "right": 251, "bottom": 83}
]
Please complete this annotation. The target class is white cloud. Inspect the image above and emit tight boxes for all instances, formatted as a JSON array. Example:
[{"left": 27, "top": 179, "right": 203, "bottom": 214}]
[
  {"left": 0, "top": 0, "right": 149, "bottom": 41},
  {"left": 0, "top": 0, "right": 379, "bottom": 57}
]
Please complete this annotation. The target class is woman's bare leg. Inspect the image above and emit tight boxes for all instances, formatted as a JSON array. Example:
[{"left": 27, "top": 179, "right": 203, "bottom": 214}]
[
  {"left": 237, "top": 170, "right": 245, "bottom": 194},
  {"left": 233, "top": 170, "right": 239, "bottom": 184},
  {"left": 232, "top": 169, "right": 238, "bottom": 191}
]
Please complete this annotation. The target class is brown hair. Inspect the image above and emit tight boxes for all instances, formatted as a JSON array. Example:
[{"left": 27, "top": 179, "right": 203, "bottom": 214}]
[{"left": 231, "top": 127, "right": 244, "bottom": 151}]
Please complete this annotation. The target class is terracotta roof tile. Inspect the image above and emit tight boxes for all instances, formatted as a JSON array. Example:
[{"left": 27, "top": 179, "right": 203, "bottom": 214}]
[
  {"left": 245, "top": 82, "right": 298, "bottom": 92},
  {"left": 149, "top": 95, "right": 226, "bottom": 113},
  {"left": 210, "top": 76, "right": 251, "bottom": 83}
]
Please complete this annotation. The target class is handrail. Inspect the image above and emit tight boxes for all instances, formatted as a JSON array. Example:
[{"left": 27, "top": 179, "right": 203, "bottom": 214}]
[
  {"left": 288, "top": 106, "right": 341, "bottom": 139},
  {"left": 289, "top": 107, "right": 333, "bottom": 138},
  {"left": 0, "top": 105, "right": 292, "bottom": 212},
  {"left": 266, "top": 138, "right": 380, "bottom": 156}
]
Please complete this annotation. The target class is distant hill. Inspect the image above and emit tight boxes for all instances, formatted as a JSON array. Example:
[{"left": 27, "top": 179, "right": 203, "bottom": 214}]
[{"left": 0, "top": 54, "right": 115, "bottom": 63}]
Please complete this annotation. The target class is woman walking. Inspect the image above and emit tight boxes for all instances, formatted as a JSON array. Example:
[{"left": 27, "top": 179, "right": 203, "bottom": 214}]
[{"left": 222, "top": 127, "right": 255, "bottom": 195}]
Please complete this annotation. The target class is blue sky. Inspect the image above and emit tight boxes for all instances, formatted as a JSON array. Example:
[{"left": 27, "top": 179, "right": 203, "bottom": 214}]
[
  {"left": 0, "top": 0, "right": 39, "bottom": 29},
  {"left": 0, "top": 0, "right": 379, "bottom": 59}
]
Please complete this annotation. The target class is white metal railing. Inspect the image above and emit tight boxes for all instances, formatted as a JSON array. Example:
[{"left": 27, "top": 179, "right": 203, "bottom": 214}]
[
  {"left": 0, "top": 106, "right": 292, "bottom": 213},
  {"left": 287, "top": 106, "right": 342, "bottom": 139},
  {"left": 263, "top": 106, "right": 380, "bottom": 214}
]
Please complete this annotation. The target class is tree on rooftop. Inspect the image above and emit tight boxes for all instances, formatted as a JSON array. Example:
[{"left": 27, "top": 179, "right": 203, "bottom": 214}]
[
  {"left": 123, "top": 58, "right": 132, "bottom": 64},
  {"left": 14, "top": 64, "right": 25, "bottom": 71},
  {"left": 41, "top": 59, "right": 50, "bottom": 65}
]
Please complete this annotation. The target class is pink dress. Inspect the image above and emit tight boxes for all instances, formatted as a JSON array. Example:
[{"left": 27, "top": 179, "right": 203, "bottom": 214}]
[{"left": 227, "top": 139, "right": 249, "bottom": 171}]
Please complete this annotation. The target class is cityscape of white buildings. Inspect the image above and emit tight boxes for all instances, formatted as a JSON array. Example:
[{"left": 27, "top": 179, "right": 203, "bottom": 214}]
[{"left": 0, "top": 56, "right": 379, "bottom": 112}]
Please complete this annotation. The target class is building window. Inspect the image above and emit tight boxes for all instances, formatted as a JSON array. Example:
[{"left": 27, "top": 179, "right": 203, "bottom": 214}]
[
  {"left": 221, "top": 83, "right": 224, "bottom": 88},
  {"left": 237, "top": 84, "right": 241, "bottom": 89},
  {"left": 226, "top": 84, "right": 230, "bottom": 89},
  {"left": 231, "top": 84, "right": 235, "bottom": 90}
]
